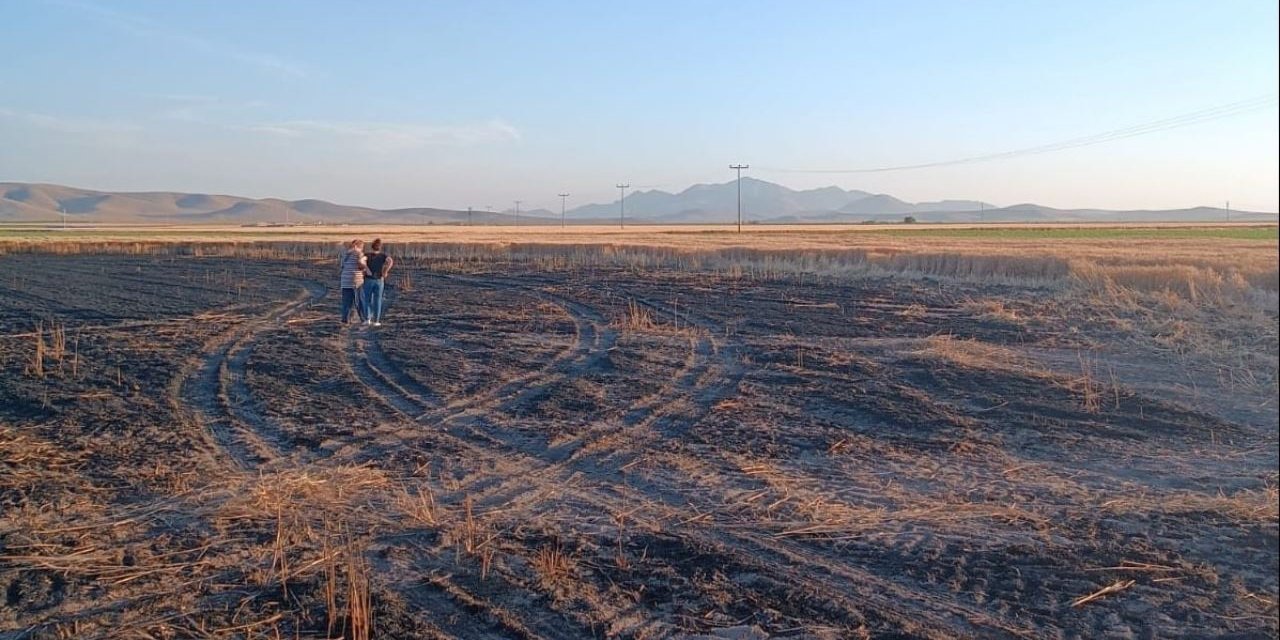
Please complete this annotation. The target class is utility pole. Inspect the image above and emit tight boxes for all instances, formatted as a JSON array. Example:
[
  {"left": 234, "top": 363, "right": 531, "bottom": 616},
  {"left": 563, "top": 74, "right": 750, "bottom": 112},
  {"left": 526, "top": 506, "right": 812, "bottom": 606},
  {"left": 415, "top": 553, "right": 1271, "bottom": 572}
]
[
  {"left": 514, "top": 200, "right": 522, "bottom": 226},
  {"left": 1226, "top": 200, "right": 1231, "bottom": 222},
  {"left": 60, "top": 205, "right": 67, "bottom": 230},
  {"left": 467, "top": 206, "right": 473, "bottom": 226},
  {"left": 616, "top": 183, "right": 630, "bottom": 229},
  {"left": 558, "top": 193, "right": 570, "bottom": 228},
  {"left": 979, "top": 202, "right": 985, "bottom": 224},
  {"left": 730, "top": 164, "right": 749, "bottom": 232}
]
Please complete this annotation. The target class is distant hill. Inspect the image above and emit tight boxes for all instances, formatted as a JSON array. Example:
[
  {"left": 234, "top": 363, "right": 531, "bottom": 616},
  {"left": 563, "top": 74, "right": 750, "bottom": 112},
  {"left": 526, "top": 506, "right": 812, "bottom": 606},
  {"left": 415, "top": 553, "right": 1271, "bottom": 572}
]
[
  {"left": 839, "top": 193, "right": 915, "bottom": 215},
  {"left": 0, "top": 183, "right": 526, "bottom": 225},
  {"left": 564, "top": 178, "right": 1274, "bottom": 223},
  {"left": 2, "top": 180, "right": 1274, "bottom": 225}
]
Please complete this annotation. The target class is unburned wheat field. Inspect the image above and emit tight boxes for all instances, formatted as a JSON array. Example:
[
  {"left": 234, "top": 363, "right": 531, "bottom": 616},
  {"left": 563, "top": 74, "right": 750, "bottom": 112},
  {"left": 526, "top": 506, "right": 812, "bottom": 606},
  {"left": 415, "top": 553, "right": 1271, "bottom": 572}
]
[{"left": 0, "top": 234, "right": 1277, "bottom": 640}]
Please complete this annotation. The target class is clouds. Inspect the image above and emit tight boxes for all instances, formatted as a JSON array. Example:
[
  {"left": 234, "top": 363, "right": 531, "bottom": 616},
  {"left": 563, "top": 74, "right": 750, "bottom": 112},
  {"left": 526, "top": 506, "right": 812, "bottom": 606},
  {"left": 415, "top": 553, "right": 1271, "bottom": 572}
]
[
  {"left": 0, "top": 107, "right": 140, "bottom": 139},
  {"left": 151, "top": 94, "right": 270, "bottom": 123},
  {"left": 243, "top": 119, "right": 521, "bottom": 152},
  {"left": 3, "top": 101, "right": 519, "bottom": 154},
  {"left": 45, "top": 0, "right": 308, "bottom": 78}
]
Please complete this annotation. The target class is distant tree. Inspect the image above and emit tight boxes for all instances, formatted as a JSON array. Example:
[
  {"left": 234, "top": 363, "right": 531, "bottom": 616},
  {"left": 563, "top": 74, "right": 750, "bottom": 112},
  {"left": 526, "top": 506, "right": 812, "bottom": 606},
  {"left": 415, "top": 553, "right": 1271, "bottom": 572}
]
[{"left": 903, "top": 215, "right": 917, "bottom": 224}]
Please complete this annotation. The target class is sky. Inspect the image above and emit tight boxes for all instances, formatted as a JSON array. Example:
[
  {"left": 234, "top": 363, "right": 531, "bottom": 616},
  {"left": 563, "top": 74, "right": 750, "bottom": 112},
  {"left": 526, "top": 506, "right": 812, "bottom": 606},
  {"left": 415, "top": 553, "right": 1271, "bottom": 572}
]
[{"left": 1, "top": 0, "right": 1277, "bottom": 212}]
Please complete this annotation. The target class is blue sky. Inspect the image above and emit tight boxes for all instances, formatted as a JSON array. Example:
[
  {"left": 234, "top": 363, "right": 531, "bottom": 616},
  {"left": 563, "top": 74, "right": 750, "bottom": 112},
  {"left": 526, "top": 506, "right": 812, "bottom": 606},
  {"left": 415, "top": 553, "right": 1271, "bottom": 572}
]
[{"left": 2, "top": 0, "right": 1276, "bottom": 211}]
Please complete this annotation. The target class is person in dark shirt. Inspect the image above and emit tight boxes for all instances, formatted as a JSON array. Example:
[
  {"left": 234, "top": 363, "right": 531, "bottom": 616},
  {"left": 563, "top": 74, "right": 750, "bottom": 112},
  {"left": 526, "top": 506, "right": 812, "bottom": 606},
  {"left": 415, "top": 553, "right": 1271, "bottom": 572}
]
[{"left": 362, "top": 238, "right": 394, "bottom": 326}]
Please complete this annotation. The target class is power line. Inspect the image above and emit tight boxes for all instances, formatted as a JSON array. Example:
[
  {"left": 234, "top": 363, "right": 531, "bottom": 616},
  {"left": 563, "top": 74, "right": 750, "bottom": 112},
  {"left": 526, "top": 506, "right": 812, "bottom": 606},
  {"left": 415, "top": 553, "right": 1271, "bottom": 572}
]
[
  {"left": 616, "top": 183, "right": 630, "bottom": 229},
  {"left": 758, "top": 95, "right": 1278, "bottom": 174},
  {"left": 730, "top": 164, "right": 749, "bottom": 232}
]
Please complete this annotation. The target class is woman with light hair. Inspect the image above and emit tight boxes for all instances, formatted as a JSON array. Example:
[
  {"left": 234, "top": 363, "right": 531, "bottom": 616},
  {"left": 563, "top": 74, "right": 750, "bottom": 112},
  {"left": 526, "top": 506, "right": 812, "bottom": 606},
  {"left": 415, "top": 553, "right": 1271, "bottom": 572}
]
[{"left": 338, "top": 239, "right": 370, "bottom": 325}]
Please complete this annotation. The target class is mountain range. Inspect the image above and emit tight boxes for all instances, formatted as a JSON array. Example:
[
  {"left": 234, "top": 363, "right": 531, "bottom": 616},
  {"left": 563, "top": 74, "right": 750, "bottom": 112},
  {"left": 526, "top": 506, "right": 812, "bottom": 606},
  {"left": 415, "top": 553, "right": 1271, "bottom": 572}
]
[
  {"left": 559, "top": 179, "right": 996, "bottom": 223},
  {"left": 2, "top": 179, "right": 1274, "bottom": 225}
]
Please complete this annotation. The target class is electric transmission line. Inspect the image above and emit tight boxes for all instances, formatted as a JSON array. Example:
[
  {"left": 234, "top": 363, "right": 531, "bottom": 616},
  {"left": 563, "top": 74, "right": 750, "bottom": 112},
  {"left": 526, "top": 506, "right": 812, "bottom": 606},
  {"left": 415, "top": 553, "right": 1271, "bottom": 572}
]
[
  {"left": 730, "top": 164, "right": 749, "bottom": 232},
  {"left": 758, "top": 95, "right": 1277, "bottom": 174},
  {"left": 616, "top": 183, "right": 629, "bottom": 229}
]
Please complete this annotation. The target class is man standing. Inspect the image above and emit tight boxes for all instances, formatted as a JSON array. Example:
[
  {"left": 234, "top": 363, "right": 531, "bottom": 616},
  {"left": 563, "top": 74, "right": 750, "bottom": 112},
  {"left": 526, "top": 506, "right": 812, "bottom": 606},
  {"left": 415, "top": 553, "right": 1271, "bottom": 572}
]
[{"left": 363, "top": 238, "right": 394, "bottom": 327}]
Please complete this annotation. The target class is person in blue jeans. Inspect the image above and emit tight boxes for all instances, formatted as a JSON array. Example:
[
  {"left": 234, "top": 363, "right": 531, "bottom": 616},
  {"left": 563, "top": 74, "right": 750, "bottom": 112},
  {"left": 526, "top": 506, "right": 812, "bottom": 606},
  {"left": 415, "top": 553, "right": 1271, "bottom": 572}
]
[{"left": 362, "top": 238, "right": 394, "bottom": 326}]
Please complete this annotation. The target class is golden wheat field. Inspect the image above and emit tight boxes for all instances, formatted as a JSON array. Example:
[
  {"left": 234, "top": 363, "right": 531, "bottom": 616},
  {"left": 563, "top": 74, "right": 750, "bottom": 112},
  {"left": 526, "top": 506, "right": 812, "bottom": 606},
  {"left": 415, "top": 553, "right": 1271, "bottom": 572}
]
[{"left": 0, "top": 225, "right": 1276, "bottom": 639}]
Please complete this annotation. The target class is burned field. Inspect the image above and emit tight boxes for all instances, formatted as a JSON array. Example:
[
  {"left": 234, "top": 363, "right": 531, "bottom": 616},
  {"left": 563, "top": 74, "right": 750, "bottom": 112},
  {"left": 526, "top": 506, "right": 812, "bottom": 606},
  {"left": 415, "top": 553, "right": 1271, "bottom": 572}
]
[{"left": 0, "top": 250, "right": 1276, "bottom": 639}]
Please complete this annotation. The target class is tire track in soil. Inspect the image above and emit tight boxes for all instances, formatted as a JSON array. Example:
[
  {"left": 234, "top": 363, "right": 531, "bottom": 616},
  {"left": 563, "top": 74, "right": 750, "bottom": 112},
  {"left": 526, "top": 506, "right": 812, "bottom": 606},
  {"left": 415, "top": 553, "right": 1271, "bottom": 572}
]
[
  {"left": 350, "top": 275, "right": 1035, "bottom": 637},
  {"left": 622, "top": 297, "right": 1047, "bottom": 637},
  {"left": 594, "top": 294, "right": 1039, "bottom": 638},
  {"left": 426, "top": 274, "right": 620, "bottom": 455},
  {"left": 348, "top": 277, "right": 841, "bottom": 635},
  {"left": 175, "top": 283, "right": 326, "bottom": 470},
  {"left": 419, "top": 291, "right": 979, "bottom": 636},
  {"left": 448, "top": 286, "right": 747, "bottom": 512},
  {"left": 425, "top": 273, "right": 618, "bottom": 428},
  {"left": 254, "top": 275, "right": 1034, "bottom": 634},
  {"left": 338, "top": 276, "right": 608, "bottom": 640},
  {"left": 220, "top": 289, "right": 337, "bottom": 465},
  {"left": 342, "top": 275, "right": 700, "bottom": 638},
  {"left": 347, "top": 341, "right": 590, "bottom": 639},
  {"left": 346, "top": 272, "right": 732, "bottom": 483},
  {"left": 341, "top": 272, "right": 616, "bottom": 465},
  {"left": 171, "top": 278, "right": 578, "bottom": 639},
  {"left": 368, "top": 554, "right": 590, "bottom": 640},
  {"left": 349, "top": 272, "right": 709, "bottom": 497}
]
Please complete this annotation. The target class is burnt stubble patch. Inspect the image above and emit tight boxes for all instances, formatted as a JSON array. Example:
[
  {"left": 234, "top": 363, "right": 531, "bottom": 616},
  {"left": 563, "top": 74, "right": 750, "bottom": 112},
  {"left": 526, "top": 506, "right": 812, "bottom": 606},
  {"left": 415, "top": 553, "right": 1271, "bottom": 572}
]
[{"left": 1, "top": 251, "right": 1275, "bottom": 639}]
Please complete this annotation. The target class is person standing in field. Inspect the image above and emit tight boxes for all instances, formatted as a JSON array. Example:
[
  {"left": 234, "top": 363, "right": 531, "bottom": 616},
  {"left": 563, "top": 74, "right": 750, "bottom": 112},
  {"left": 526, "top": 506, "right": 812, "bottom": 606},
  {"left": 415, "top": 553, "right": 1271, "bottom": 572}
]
[
  {"left": 339, "top": 239, "right": 371, "bottom": 325},
  {"left": 363, "top": 238, "right": 394, "bottom": 327}
]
